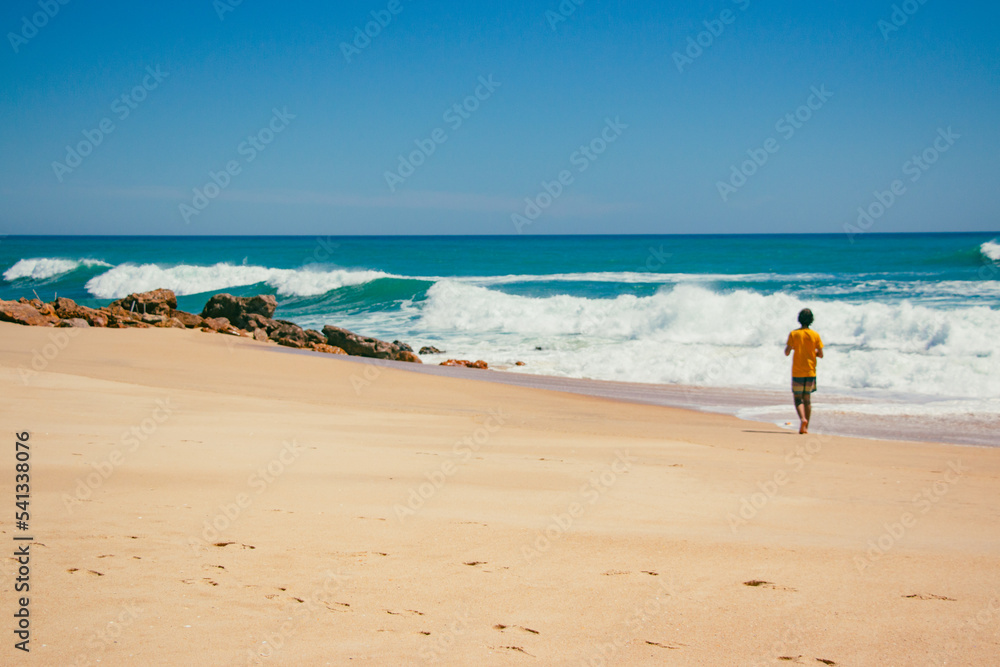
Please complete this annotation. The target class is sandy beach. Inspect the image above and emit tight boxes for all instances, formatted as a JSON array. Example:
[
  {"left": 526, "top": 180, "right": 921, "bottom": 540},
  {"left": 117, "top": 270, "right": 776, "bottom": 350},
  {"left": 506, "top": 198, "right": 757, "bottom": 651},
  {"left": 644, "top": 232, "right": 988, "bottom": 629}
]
[{"left": 2, "top": 322, "right": 999, "bottom": 665}]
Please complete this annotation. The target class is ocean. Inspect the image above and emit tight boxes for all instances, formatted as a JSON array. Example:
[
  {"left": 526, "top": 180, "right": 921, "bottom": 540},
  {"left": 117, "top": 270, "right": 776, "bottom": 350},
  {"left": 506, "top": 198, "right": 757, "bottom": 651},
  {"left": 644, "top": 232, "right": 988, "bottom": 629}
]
[{"left": 2, "top": 233, "right": 998, "bottom": 446}]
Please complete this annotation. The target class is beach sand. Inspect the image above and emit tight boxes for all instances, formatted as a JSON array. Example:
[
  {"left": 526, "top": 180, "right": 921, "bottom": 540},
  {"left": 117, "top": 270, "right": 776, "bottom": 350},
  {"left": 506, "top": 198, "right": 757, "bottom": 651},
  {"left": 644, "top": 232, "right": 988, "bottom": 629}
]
[{"left": 2, "top": 322, "right": 999, "bottom": 665}]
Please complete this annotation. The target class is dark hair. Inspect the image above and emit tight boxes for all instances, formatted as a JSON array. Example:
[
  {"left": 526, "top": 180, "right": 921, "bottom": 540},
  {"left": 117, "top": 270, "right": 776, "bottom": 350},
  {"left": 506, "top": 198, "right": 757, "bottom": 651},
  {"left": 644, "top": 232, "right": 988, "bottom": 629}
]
[{"left": 798, "top": 308, "right": 814, "bottom": 327}]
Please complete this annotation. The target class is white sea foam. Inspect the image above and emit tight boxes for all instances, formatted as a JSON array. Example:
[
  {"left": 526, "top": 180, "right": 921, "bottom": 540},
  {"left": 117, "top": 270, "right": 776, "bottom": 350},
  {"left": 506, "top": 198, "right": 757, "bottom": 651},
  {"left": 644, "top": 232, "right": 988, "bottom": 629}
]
[
  {"left": 84, "top": 262, "right": 394, "bottom": 298},
  {"left": 458, "top": 271, "right": 840, "bottom": 286},
  {"left": 981, "top": 239, "right": 1000, "bottom": 262},
  {"left": 414, "top": 282, "right": 1000, "bottom": 399},
  {"left": 3, "top": 258, "right": 112, "bottom": 282}
]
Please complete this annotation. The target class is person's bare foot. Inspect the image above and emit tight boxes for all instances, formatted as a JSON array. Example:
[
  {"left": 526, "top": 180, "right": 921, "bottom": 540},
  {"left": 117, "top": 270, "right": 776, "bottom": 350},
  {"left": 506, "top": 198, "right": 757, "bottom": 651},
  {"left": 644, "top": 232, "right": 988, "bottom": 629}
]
[{"left": 799, "top": 420, "right": 808, "bottom": 434}]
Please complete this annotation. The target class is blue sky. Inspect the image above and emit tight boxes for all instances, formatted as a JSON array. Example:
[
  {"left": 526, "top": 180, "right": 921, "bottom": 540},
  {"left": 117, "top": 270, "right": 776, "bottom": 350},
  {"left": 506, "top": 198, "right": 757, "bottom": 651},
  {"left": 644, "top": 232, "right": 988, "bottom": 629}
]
[{"left": 0, "top": 0, "right": 997, "bottom": 235}]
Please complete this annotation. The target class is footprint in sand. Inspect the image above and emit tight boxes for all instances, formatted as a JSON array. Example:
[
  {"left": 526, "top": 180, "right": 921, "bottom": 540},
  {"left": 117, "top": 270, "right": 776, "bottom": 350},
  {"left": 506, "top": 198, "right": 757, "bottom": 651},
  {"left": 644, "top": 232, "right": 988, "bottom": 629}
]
[
  {"left": 386, "top": 609, "right": 424, "bottom": 616},
  {"left": 494, "top": 624, "right": 540, "bottom": 634},
  {"left": 602, "top": 570, "right": 630, "bottom": 576},
  {"left": 743, "top": 580, "right": 796, "bottom": 592},
  {"left": 67, "top": 569, "right": 104, "bottom": 576},
  {"left": 903, "top": 593, "right": 956, "bottom": 601},
  {"left": 645, "top": 640, "right": 684, "bottom": 649},
  {"left": 498, "top": 646, "right": 535, "bottom": 656},
  {"left": 464, "top": 561, "right": 487, "bottom": 567}
]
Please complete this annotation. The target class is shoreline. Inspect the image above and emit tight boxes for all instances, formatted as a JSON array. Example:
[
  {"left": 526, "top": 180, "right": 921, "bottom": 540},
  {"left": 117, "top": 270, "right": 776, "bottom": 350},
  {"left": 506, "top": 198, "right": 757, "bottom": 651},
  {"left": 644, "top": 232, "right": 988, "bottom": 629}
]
[{"left": 267, "top": 345, "right": 999, "bottom": 449}]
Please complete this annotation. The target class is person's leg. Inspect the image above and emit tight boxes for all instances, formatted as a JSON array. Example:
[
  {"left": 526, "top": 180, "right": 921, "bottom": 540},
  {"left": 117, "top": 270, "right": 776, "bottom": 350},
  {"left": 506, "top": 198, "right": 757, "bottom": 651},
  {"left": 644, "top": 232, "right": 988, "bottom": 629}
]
[
  {"left": 794, "top": 392, "right": 807, "bottom": 431},
  {"left": 801, "top": 393, "right": 811, "bottom": 433}
]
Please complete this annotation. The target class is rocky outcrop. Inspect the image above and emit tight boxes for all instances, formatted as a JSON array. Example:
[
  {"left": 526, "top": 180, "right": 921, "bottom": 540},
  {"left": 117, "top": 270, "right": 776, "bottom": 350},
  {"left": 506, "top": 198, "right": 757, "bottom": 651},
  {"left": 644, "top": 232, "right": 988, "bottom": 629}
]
[
  {"left": 419, "top": 346, "right": 443, "bottom": 355},
  {"left": 2, "top": 290, "right": 424, "bottom": 364},
  {"left": 322, "top": 325, "right": 422, "bottom": 363},
  {"left": 201, "top": 294, "right": 277, "bottom": 330},
  {"left": 111, "top": 289, "right": 177, "bottom": 316},
  {"left": 52, "top": 297, "right": 109, "bottom": 327},
  {"left": 0, "top": 300, "right": 58, "bottom": 327},
  {"left": 440, "top": 359, "right": 488, "bottom": 369}
]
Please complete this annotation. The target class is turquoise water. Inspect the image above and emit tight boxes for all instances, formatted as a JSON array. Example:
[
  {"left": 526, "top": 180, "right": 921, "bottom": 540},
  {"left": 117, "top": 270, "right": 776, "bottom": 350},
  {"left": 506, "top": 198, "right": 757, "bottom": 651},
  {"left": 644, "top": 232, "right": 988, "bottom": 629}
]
[{"left": 2, "top": 233, "right": 999, "bottom": 443}]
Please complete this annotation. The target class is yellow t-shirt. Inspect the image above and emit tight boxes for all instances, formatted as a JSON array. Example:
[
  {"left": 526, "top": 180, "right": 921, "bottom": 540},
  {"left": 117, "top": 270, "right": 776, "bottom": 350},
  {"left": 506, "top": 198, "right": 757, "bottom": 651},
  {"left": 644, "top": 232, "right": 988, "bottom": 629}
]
[{"left": 787, "top": 328, "right": 823, "bottom": 378}]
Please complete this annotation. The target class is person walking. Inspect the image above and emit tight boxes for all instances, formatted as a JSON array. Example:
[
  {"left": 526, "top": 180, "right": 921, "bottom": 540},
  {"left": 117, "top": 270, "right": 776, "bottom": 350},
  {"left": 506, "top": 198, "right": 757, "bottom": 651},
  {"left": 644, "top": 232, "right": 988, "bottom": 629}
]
[{"left": 785, "top": 308, "right": 824, "bottom": 434}]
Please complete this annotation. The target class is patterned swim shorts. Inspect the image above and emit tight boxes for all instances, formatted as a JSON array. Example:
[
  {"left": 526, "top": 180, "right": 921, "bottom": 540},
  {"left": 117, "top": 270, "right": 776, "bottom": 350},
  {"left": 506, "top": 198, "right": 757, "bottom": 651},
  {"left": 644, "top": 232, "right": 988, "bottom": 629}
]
[{"left": 792, "top": 376, "right": 817, "bottom": 395}]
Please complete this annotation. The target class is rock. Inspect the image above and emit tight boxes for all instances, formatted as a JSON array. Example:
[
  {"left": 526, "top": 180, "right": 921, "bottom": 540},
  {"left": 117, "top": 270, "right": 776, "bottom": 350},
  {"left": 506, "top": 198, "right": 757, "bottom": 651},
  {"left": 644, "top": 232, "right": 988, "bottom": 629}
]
[
  {"left": 154, "top": 317, "right": 186, "bottom": 329},
  {"left": 112, "top": 289, "right": 177, "bottom": 316},
  {"left": 514, "top": 361, "right": 526, "bottom": 366},
  {"left": 202, "top": 316, "right": 232, "bottom": 332},
  {"left": 140, "top": 313, "right": 167, "bottom": 325},
  {"left": 322, "top": 325, "right": 418, "bottom": 362},
  {"left": 392, "top": 340, "right": 413, "bottom": 352},
  {"left": 269, "top": 321, "right": 307, "bottom": 348},
  {"left": 310, "top": 343, "right": 348, "bottom": 355},
  {"left": 22, "top": 298, "right": 55, "bottom": 316},
  {"left": 51, "top": 297, "right": 108, "bottom": 327},
  {"left": 244, "top": 313, "right": 279, "bottom": 334},
  {"left": 57, "top": 318, "right": 90, "bottom": 328},
  {"left": 395, "top": 350, "right": 423, "bottom": 363},
  {"left": 419, "top": 346, "right": 443, "bottom": 355},
  {"left": 305, "top": 329, "right": 326, "bottom": 346},
  {"left": 0, "top": 300, "right": 58, "bottom": 327},
  {"left": 253, "top": 329, "right": 269, "bottom": 342},
  {"left": 440, "top": 359, "right": 488, "bottom": 369},
  {"left": 201, "top": 294, "right": 277, "bottom": 329},
  {"left": 172, "top": 310, "right": 204, "bottom": 329},
  {"left": 104, "top": 305, "right": 144, "bottom": 328}
]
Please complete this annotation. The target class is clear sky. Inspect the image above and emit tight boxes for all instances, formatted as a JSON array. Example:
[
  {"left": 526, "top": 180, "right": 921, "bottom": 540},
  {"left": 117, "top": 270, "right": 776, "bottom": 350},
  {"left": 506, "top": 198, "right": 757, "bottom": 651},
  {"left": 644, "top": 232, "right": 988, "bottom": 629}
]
[{"left": 1, "top": 0, "right": 997, "bottom": 235}]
